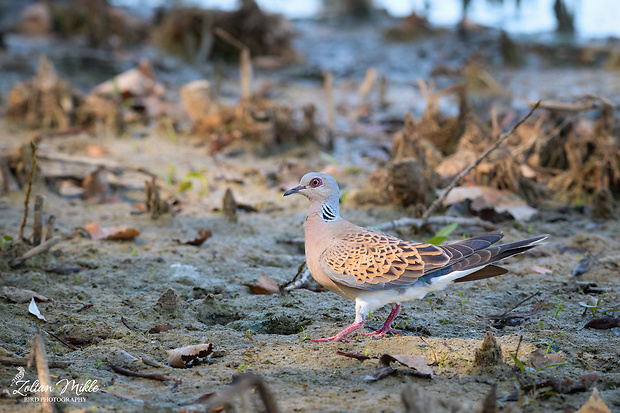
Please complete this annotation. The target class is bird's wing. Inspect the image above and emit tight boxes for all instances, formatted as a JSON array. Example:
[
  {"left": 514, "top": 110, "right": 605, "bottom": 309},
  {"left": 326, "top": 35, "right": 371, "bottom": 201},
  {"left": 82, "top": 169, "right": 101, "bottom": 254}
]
[{"left": 319, "top": 227, "right": 451, "bottom": 290}]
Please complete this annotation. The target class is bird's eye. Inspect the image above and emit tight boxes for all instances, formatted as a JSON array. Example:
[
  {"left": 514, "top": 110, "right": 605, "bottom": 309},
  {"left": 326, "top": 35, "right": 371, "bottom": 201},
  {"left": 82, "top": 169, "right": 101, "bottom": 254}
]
[{"left": 309, "top": 178, "right": 322, "bottom": 188}]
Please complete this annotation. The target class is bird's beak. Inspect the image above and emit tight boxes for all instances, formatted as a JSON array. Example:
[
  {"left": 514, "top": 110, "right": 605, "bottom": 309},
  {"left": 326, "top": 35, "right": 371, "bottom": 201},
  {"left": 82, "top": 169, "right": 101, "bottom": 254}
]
[{"left": 283, "top": 185, "right": 304, "bottom": 197}]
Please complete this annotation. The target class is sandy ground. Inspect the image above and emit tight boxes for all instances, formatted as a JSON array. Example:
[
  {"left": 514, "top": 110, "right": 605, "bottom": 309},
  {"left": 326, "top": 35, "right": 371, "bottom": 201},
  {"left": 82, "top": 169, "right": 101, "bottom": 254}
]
[
  {"left": 0, "top": 14, "right": 619, "bottom": 413},
  {"left": 0, "top": 127, "right": 619, "bottom": 413}
]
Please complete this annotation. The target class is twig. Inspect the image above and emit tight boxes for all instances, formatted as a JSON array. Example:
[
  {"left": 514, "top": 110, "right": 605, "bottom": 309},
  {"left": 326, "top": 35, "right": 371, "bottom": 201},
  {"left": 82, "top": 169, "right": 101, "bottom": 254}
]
[
  {"left": 142, "top": 357, "right": 165, "bottom": 368},
  {"left": 19, "top": 142, "right": 38, "bottom": 242},
  {"left": 486, "top": 292, "right": 542, "bottom": 320},
  {"left": 514, "top": 335, "right": 523, "bottom": 370},
  {"left": 281, "top": 261, "right": 306, "bottom": 290},
  {"left": 422, "top": 101, "right": 540, "bottom": 220},
  {"left": 0, "top": 356, "right": 71, "bottom": 368},
  {"left": 46, "top": 330, "right": 78, "bottom": 351},
  {"left": 118, "top": 314, "right": 137, "bottom": 332},
  {"left": 213, "top": 27, "right": 246, "bottom": 51},
  {"left": 32, "top": 195, "right": 44, "bottom": 246},
  {"left": 108, "top": 363, "right": 172, "bottom": 381},
  {"left": 374, "top": 216, "right": 496, "bottom": 232},
  {"left": 45, "top": 215, "right": 55, "bottom": 241},
  {"left": 10, "top": 236, "right": 60, "bottom": 267},
  {"left": 28, "top": 330, "right": 54, "bottom": 413}
]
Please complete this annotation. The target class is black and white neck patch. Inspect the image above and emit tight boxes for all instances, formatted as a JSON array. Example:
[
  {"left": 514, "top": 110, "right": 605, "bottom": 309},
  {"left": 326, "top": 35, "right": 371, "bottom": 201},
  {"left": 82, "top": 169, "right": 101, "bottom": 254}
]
[{"left": 321, "top": 203, "right": 338, "bottom": 221}]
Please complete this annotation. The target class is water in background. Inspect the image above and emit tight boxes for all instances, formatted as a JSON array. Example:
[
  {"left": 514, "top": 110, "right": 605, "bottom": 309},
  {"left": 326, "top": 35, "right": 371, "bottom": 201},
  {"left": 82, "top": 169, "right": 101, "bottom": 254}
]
[{"left": 112, "top": 0, "right": 620, "bottom": 40}]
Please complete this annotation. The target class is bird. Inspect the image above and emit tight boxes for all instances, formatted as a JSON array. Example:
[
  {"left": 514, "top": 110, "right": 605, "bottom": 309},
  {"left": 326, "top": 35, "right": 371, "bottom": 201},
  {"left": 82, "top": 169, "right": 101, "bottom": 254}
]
[{"left": 284, "top": 172, "right": 547, "bottom": 342}]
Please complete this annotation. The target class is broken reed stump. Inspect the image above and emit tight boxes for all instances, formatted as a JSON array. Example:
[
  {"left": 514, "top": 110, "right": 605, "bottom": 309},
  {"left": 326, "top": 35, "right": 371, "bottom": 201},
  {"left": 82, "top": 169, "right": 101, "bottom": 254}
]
[
  {"left": 28, "top": 330, "right": 54, "bottom": 413},
  {"left": 32, "top": 195, "right": 44, "bottom": 246},
  {"left": 18, "top": 142, "right": 38, "bottom": 243}
]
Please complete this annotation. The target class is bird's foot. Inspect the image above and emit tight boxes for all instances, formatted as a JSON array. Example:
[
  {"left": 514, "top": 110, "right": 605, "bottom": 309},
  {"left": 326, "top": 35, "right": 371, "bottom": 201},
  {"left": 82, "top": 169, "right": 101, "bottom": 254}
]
[
  {"left": 311, "top": 335, "right": 353, "bottom": 343},
  {"left": 310, "top": 320, "right": 364, "bottom": 342},
  {"left": 361, "top": 326, "right": 402, "bottom": 337}
]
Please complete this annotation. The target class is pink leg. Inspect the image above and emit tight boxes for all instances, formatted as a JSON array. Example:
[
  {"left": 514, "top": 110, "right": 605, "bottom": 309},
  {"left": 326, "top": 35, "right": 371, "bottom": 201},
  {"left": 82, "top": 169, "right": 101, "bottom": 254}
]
[
  {"left": 361, "top": 303, "right": 402, "bottom": 337},
  {"left": 311, "top": 319, "right": 365, "bottom": 342}
]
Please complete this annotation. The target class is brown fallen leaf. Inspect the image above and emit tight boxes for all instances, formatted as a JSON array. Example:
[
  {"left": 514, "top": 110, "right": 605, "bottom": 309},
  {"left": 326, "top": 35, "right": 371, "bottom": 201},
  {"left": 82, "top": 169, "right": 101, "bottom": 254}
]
[
  {"left": 85, "top": 222, "right": 140, "bottom": 240},
  {"left": 167, "top": 343, "right": 213, "bottom": 368},
  {"left": 2, "top": 286, "right": 49, "bottom": 303},
  {"left": 243, "top": 274, "right": 280, "bottom": 295},
  {"left": 575, "top": 388, "right": 612, "bottom": 413},
  {"left": 529, "top": 348, "right": 565, "bottom": 369},
  {"left": 379, "top": 354, "right": 434, "bottom": 377},
  {"left": 175, "top": 229, "right": 212, "bottom": 246},
  {"left": 442, "top": 186, "right": 538, "bottom": 222},
  {"left": 366, "top": 354, "right": 433, "bottom": 381},
  {"left": 584, "top": 317, "right": 619, "bottom": 330},
  {"left": 148, "top": 324, "right": 174, "bottom": 334}
]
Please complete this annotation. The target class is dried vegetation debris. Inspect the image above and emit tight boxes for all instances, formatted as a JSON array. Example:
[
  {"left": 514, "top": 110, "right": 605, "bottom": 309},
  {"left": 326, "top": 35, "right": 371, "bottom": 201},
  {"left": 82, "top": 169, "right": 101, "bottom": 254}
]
[
  {"left": 355, "top": 86, "right": 620, "bottom": 216},
  {"left": 153, "top": 0, "right": 298, "bottom": 64}
]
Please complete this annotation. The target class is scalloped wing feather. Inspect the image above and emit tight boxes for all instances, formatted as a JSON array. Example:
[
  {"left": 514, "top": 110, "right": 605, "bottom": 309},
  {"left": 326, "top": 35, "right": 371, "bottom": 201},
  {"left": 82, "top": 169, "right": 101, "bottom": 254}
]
[{"left": 320, "top": 229, "right": 451, "bottom": 290}]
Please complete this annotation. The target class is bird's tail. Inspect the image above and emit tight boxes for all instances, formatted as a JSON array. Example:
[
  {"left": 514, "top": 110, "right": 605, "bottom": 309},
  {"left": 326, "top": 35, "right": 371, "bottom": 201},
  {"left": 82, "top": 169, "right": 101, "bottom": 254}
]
[{"left": 421, "top": 233, "right": 547, "bottom": 284}]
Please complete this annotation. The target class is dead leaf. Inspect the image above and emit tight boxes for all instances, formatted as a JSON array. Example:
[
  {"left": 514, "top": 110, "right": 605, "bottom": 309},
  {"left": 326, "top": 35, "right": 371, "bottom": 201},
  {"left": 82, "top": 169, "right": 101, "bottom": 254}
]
[
  {"left": 85, "top": 222, "right": 140, "bottom": 240},
  {"left": 442, "top": 186, "right": 538, "bottom": 222},
  {"left": 527, "top": 265, "right": 553, "bottom": 274},
  {"left": 584, "top": 317, "right": 620, "bottom": 330},
  {"left": 529, "top": 348, "right": 564, "bottom": 369},
  {"left": 28, "top": 297, "right": 47, "bottom": 322},
  {"left": 175, "top": 229, "right": 212, "bottom": 246},
  {"left": 148, "top": 324, "right": 174, "bottom": 334},
  {"left": 378, "top": 354, "right": 434, "bottom": 377},
  {"left": 243, "top": 274, "right": 280, "bottom": 295},
  {"left": 2, "top": 286, "right": 49, "bottom": 303},
  {"left": 575, "top": 388, "right": 612, "bottom": 413},
  {"left": 167, "top": 343, "right": 213, "bottom": 368}
]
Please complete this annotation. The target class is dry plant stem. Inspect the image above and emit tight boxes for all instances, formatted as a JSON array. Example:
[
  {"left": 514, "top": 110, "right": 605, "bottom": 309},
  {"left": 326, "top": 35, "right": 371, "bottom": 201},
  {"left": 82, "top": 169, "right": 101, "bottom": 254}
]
[
  {"left": 19, "top": 142, "right": 38, "bottom": 242},
  {"left": 108, "top": 363, "right": 171, "bottom": 381},
  {"left": 281, "top": 261, "right": 307, "bottom": 290},
  {"left": 378, "top": 74, "right": 388, "bottom": 107},
  {"left": 240, "top": 47, "right": 253, "bottom": 100},
  {"left": 203, "top": 373, "right": 280, "bottom": 413},
  {"left": 0, "top": 356, "right": 71, "bottom": 368},
  {"left": 45, "top": 215, "right": 55, "bottom": 241},
  {"left": 375, "top": 216, "right": 496, "bottom": 233},
  {"left": 33, "top": 195, "right": 44, "bottom": 246},
  {"left": 28, "top": 330, "right": 54, "bottom": 413},
  {"left": 421, "top": 101, "right": 540, "bottom": 220},
  {"left": 324, "top": 71, "right": 334, "bottom": 133},
  {"left": 142, "top": 357, "right": 165, "bottom": 368},
  {"left": 10, "top": 236, "right": 60, "bottom": 267},
  {"left": 46, "top": 331, "right": 78, "bottom": 351}
]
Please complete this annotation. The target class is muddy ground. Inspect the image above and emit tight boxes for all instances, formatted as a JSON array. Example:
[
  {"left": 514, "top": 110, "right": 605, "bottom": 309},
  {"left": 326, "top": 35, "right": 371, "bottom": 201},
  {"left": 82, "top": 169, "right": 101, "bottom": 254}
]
[{"left": 1, "top": 14, "right": 620, "bottom": 413}]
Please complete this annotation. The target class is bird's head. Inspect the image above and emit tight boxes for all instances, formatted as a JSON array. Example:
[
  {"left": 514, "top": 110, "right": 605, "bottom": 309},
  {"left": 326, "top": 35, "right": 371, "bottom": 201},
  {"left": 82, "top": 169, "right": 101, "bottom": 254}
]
[{"left": 283, "top": 172, "right": 340, "bottom": 206}]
